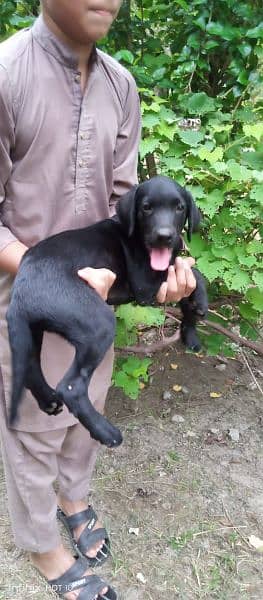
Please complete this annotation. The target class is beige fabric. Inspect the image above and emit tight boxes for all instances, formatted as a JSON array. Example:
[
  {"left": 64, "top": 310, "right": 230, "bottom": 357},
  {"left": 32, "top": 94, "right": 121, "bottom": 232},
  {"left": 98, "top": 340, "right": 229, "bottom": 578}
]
[
  {"left": 0, "top": 376, "right": 109, "bottom": 552},
  {"left": 0, "top": 15, "right": 141, "bottom": 431}
]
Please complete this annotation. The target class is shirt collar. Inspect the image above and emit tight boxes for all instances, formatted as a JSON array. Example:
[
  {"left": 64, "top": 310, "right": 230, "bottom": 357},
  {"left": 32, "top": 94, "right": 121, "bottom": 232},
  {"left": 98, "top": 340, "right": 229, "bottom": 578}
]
[{"left": 31, "top": 14, "right": 97, "bottom": 70}]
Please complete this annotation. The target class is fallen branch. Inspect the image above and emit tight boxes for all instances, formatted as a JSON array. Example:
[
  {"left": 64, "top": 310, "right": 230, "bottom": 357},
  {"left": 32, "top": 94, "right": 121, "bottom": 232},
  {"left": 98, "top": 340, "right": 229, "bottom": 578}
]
[
  {"left": 117, "top": 308, "right": 263, "bottom": 357},
  {"left": 116, "top": 329, "right": 181, "bottom": 355},
  {"left": 202, "top": 318, "right": 263, "bottom": 357}
]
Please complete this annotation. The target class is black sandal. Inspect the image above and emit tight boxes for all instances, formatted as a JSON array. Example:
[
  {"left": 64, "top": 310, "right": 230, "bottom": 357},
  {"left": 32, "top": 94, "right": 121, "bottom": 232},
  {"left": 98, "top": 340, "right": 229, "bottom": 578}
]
[
  {"left": 48, "top": 556, "right": 117, "bottom": 599},
  {"left": 57, "top": 506, "right": 110, "bottom": 566}
]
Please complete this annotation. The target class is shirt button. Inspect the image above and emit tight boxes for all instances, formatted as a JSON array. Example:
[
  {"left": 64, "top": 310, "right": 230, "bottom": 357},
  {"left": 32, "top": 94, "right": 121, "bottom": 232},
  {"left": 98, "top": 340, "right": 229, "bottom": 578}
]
[
  {"left": 80, "top": 132, "right": 85, "bottom": 140},
  {"left": 78, "top": 160, "right": 83, "bottom": 167},
  {"left": 75, "top": 73, "right": 81, "bottom": 83}
]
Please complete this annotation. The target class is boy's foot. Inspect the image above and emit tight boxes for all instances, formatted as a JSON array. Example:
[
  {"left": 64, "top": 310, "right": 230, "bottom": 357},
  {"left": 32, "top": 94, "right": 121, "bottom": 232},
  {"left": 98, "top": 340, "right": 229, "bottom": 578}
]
[
  {"left": 57, "top": 496, "right": 108, "bottom": 563},
  {"left": 31, "top": 544, "right": 109, "bottom": 599}
]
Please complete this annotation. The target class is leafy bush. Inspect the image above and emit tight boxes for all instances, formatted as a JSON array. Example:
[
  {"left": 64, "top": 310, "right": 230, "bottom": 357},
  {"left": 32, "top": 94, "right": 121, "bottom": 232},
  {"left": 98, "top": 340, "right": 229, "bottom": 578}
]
[
  {"left": 0, "top": 1, "right": 39, "bottom": 39},
  {"left": 140, "top": 93, "right": 263, "bottom": 320},
  {"left": 104, "top": 0, "right": 263, "bottom": 352}
]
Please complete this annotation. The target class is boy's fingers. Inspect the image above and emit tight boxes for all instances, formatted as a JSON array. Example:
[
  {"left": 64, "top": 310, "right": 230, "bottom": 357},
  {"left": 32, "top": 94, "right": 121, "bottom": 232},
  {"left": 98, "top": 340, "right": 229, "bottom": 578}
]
[
  {"left": 156, "top": 258, "right": 197, "bottom": 303},
  {"left": 174, "top": 257, "right": 196, "bottom": 298},
  {"left": 78, "top": 267, "right": 116, "bottom": 300},
  {"left": 156, "top": 281, "right": 168, "bottom": 304}
]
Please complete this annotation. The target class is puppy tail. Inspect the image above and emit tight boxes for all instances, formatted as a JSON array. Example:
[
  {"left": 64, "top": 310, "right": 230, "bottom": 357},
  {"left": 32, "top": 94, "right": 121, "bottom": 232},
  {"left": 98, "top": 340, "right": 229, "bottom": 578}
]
[{"left": 7, "top": 308, "right": 33, "bottom": 426}]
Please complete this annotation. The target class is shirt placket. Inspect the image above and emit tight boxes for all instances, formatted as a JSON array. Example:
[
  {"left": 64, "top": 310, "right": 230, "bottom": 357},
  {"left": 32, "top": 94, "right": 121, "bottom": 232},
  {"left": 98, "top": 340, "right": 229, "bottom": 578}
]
[{"left": 73, "top": 71, "right": 95, "bottom": 214}]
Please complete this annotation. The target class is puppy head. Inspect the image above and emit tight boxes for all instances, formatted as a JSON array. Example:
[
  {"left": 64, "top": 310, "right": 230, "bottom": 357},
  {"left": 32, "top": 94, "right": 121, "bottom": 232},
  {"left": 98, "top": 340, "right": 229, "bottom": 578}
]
[{"left": 116, "top": 176, "right": 201, "bottom": 270}]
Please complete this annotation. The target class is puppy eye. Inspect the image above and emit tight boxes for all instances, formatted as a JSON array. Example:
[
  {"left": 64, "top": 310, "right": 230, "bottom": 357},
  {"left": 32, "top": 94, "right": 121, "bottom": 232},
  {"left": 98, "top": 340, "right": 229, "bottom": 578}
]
[{"left": 143, "top": 203, "right": 153, "bottom": 214}]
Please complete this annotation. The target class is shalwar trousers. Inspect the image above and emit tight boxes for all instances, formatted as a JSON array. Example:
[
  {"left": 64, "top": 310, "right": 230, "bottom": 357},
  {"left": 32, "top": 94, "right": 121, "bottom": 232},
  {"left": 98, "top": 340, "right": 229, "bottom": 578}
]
[{"left": 0, "top": 345, "right": 114, "bottom": 553}]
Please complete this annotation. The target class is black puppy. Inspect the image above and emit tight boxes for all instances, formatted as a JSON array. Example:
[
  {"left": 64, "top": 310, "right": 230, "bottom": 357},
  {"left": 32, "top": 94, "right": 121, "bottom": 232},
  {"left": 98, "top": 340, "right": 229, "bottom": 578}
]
[{"left": 7, "top": 176, "right": 208, "bottom": 447}]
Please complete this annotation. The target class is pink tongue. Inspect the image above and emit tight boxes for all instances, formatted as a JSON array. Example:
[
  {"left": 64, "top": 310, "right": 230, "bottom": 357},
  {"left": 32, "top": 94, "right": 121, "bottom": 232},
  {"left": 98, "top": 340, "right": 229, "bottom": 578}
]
[{"left": 150, "top": 248, "right": 172, "bottom": 271}]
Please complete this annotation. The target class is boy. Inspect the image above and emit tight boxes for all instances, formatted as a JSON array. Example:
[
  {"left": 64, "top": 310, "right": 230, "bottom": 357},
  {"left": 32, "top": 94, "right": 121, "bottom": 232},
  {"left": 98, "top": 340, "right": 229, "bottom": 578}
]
[{"left": 0, "top": 1, "right": 196, "bottom": 597}]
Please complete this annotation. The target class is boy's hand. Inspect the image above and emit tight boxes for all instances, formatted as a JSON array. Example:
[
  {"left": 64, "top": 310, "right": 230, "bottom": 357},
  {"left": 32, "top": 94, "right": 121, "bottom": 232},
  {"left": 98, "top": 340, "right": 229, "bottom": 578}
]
[
  {"left": 156, "top": 257, "right": 196, "bottom": 303},
  {"left": 78, "top": 267, "right": 116, "bottom": 301}
]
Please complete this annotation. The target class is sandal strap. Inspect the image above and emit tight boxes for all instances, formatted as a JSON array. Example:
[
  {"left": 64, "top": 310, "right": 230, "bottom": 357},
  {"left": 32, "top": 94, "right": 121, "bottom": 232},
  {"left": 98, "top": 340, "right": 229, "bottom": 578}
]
[
  {"left": 48, "top": 559, "right": 116, "bottom": 599},
  {"left": 48, "top": 558, "right": 117, "bottom": 600},
  {"left": 57, "top": 505, "right": 110, "bottom": 565},
  {"left": 78, "top": 577, "right": 117, "bottom": 600},
  {"left": 62, "top": 506, "right": 98, "bottom": 531},
  {"left": 48, "top": 557, "right": 88, "bottom": 593},
  {"left": 78, "top": 526, "right": 108, "bottom": 555}
]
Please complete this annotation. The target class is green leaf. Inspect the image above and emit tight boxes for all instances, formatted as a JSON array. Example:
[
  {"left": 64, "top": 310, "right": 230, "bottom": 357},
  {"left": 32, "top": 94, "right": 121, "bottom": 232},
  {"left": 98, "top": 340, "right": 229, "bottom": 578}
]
[
  {"left": 211, "top": 245, "right": 235, "bottom": 262},
  {"left": 152, "top": 67, "right": 166, "bottom": 80},
  {"left": 159, "top": 106, "right": 177, "bottom": 123},
  {"left": 238, "top": 302, "right": 258, "bottom": 321},
  {"left": 206, "top": 22, "right": 241, "bottom": 41},
  {"left": 177, "top": 130, "right": 204, "bottom": 147},
  {"left": 250, "top": 184, "right": 263, "bottom": 205},
  {"left": 246, "top": 288, "right": 263, "bottom": 311},
  {"left": 160, "top": 156, "right": 184, "bottom": 172},
  {"left": 241, "top": 150, "right": 263, "bottom": 171},
  {"left": 246, "top": 240, "right": 263, "bottom": 255},
  {"left": 226, "top": 160, "right": 252, "bottom": 181},
  {"left": 196, "top": 255, "right": 225, "bottom": 281},
  {"left": 164, "top": 140, "right": 186, "bottom": 158},
  {"left": 113, "top": 356, "right": 152, "bottom": 400},
  {"left": 114, "top": 49, "right": 134, "bottom": 64},
  {"left": 243, "top": 123, "right": 263, "bottom": 142},
  {"left": 116, "top": 304, "right": 165, "bottom": 329},
  {"left": 115, "top": 319, "right": 137, "bottom": 347},
  {"left": 142, "top": 113, "right": 161, "bottom": 129},
  {"left": 197, "top": 189, "right": 225, "bottom": 218},
  {"left": 224, "top": 270, "right": 250, "bottom": 292},
  {"left": 113, "top": 370, "right": 139, "bottom": 399},
  {"left": 9, "top": 14, "right": 34, "bottom": 28},
  {"left": 238, "top": 43, "right": 252, "bottom": 58},
  {"left": 183, "top": 92, "right": 216, "bottom": 115},
  {"left": 252, "top": 271, "right": 263, "bottom": 291},
  {"left": 140, "top": 137, "right": 160, "bottom": 158},
  {"left": 122, "top": 356, "right": 152, "bottom": 379},
  {"left": 202, "top": 332, "right": 227, "bottom": 356},
  {"left": 236, "top": 254, "right": 257, "bottom": 268},
  {"left": 187, "top": 233, "right": 207, "bottom": 258},
  {"left": 198, "top": 146, "right": 224, "bottom": 164},
  {"left": 239, "top": 320, "right": 259, "bottom": 341},
  {"left": 247, "top": 23, "right": 263, "bottom": 39},
  {"left": 187, "top": 185, "right": 206, "bottom": 199},
  {"left": 157, "top": 122, "right": 177, "bottom": 141}
]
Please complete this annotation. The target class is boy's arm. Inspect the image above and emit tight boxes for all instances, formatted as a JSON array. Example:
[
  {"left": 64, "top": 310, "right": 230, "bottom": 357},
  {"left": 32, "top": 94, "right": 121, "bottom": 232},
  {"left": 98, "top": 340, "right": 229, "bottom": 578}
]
[
  {"left": 109, "top": 74, "right": 142, "bottom": 214},
  {"left": 0, "top": 65, "right": 28, "bottom": 274},
  {"left": 0, "top": 240, "right": 28, "bottom": 275}
]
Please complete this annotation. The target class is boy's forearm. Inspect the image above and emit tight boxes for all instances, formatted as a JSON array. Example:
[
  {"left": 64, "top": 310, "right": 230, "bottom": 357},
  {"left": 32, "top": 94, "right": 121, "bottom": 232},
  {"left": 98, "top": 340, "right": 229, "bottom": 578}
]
[{"left": 0, "top": 240, "right": 28, "bottom": 275}]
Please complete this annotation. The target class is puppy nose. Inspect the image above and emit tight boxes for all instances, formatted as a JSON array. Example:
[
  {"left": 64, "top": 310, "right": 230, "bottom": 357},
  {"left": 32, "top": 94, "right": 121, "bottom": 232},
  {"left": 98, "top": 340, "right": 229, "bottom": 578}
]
[{"left": 156, "top": 228, "right": 173, "bottom": 245}]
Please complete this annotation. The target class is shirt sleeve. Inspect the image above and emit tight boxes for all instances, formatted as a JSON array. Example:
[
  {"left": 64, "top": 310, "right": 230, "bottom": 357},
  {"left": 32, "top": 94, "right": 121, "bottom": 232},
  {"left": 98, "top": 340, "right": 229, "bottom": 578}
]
[
  {"left": 109, "top": 74, "right": 141, "bottom": 215},
  {"left": 0, "top": 65, "right": 18, "bottom": 252}
]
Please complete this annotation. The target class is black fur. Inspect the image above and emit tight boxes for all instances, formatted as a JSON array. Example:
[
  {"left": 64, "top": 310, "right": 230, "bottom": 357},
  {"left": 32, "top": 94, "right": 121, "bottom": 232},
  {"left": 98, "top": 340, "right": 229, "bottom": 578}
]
[{"left": 7, "top": 176, "right": 208, "bottom": 447}]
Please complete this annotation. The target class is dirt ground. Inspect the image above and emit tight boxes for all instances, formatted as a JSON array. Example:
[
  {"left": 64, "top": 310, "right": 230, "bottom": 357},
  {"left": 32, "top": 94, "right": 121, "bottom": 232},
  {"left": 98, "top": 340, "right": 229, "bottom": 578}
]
[{"left": 0, "top": 340, "right": 262, "bottom": 600}]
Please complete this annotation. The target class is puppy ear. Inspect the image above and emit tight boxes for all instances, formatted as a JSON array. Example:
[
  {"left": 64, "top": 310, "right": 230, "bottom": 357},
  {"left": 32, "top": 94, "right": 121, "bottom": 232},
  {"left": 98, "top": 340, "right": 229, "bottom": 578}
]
[
  {"left": 183, "top": 189, "right": 201, "bottom": 241},
  {"left": 116, "top": 185, "right": 138, "bottom": 237}
]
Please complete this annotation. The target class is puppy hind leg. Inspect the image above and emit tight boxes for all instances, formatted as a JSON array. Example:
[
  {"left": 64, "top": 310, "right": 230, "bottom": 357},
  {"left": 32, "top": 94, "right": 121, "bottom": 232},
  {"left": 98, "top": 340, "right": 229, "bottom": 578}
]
[
  {"left": 7, "top": 312, "right": 33, "bottom": 425},
  {"left": 57, "top": 341, "right": 122, "bottom": 448},
  {"left": 25, "top": 326, "right": 63, "bottom": 416}
]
